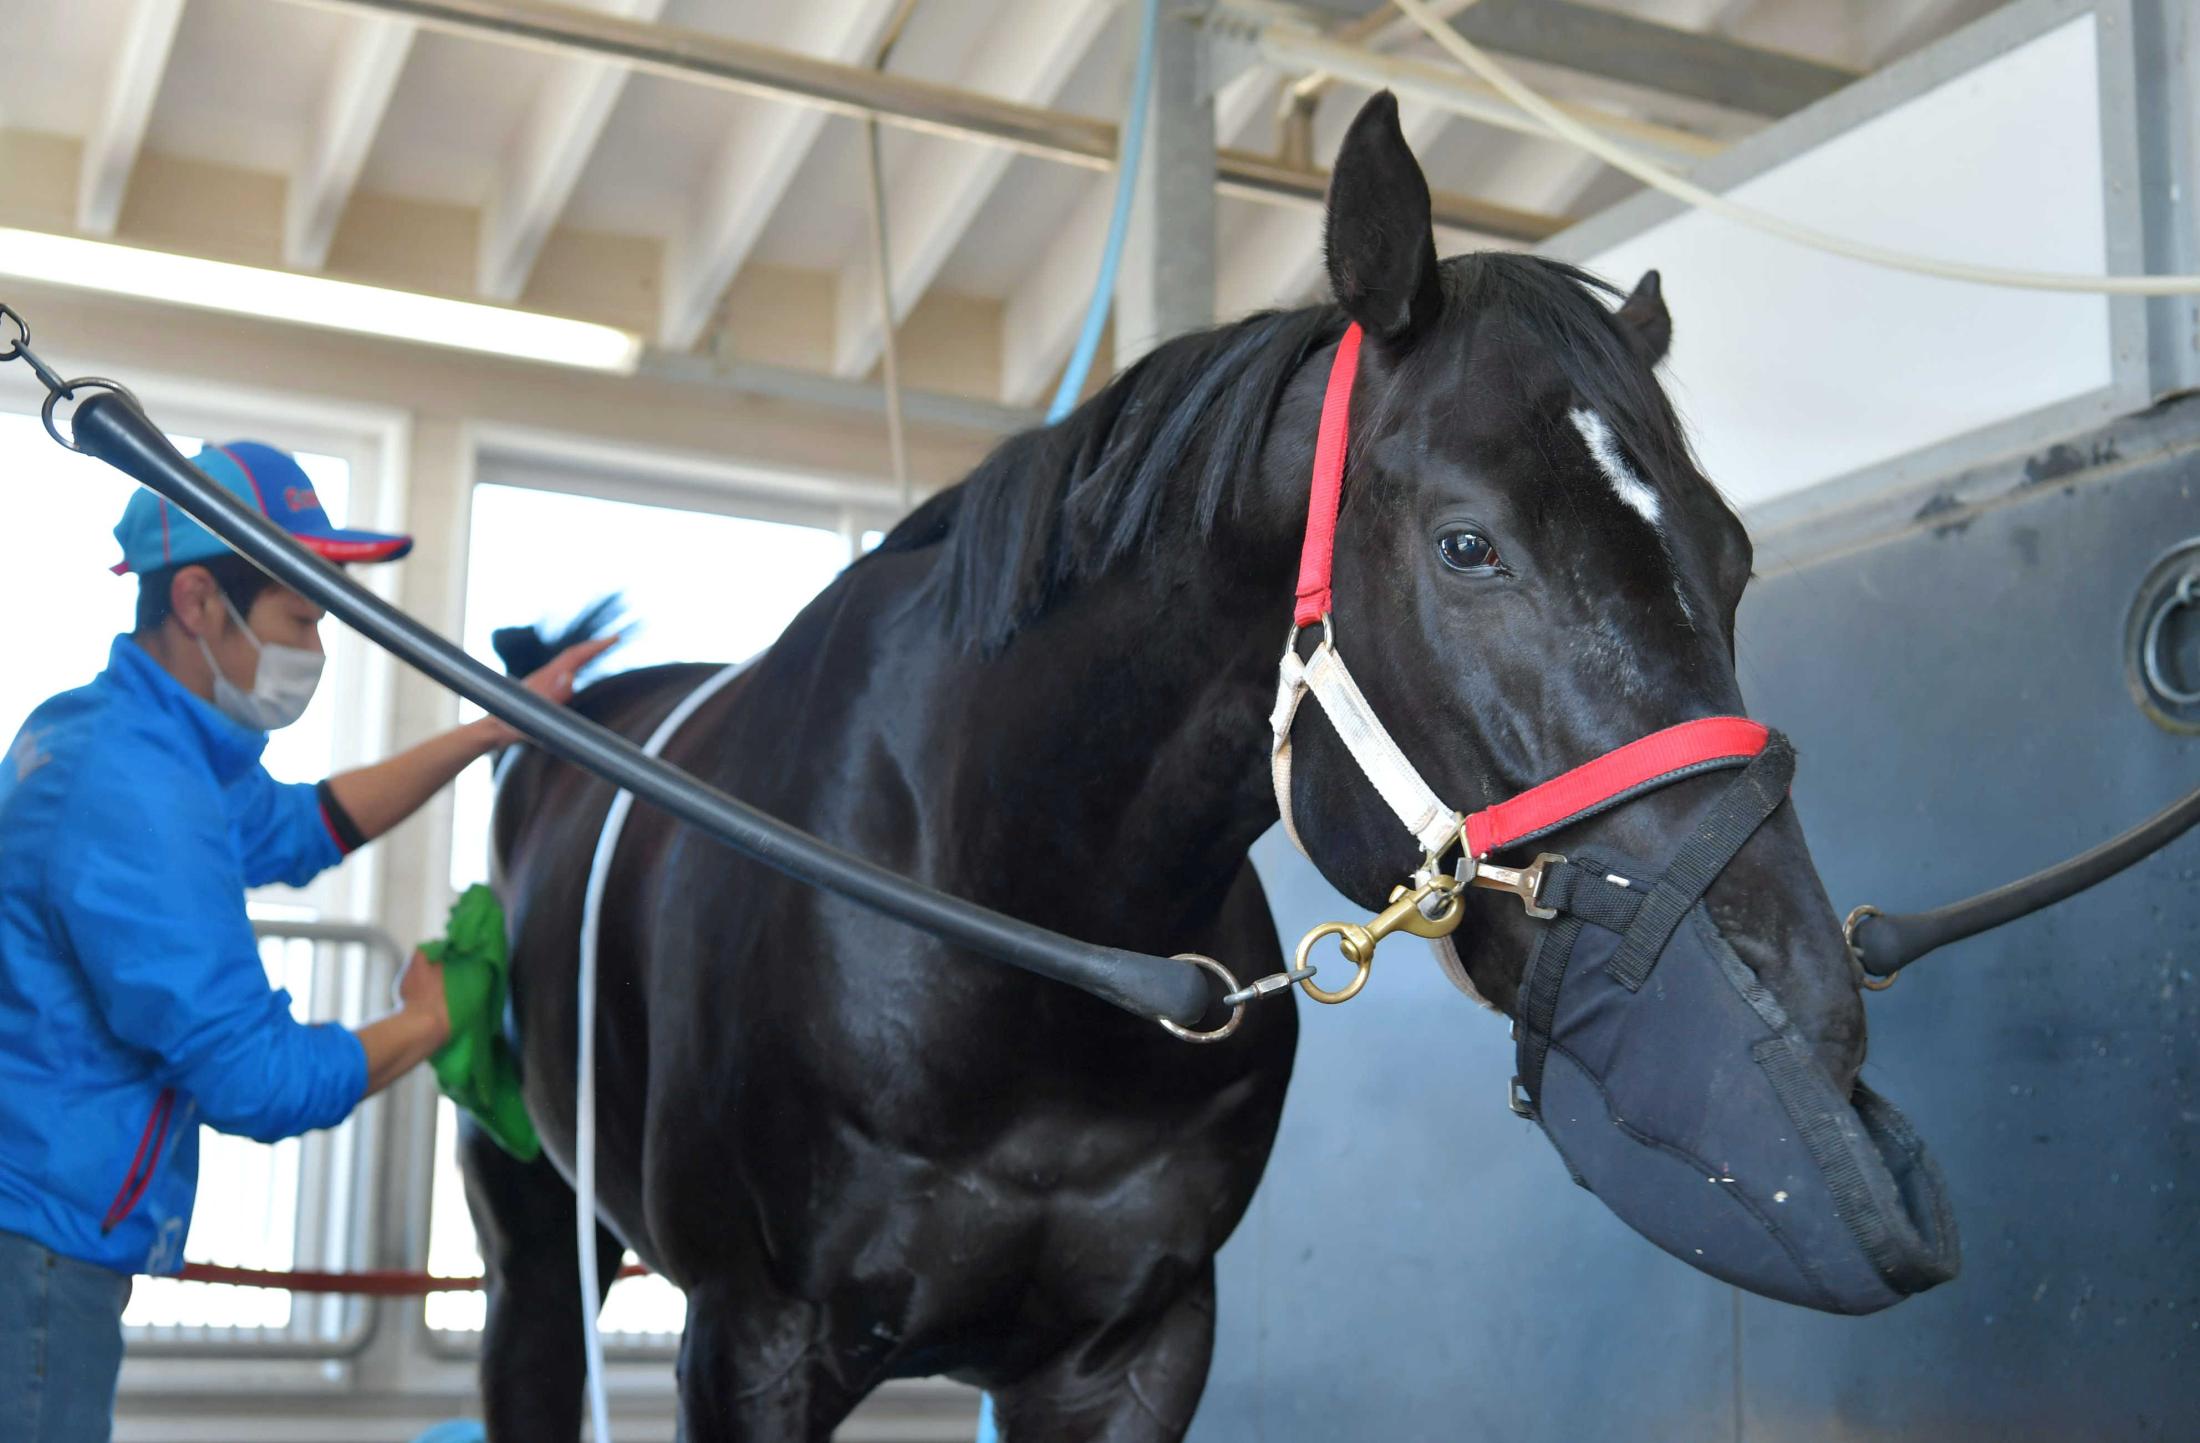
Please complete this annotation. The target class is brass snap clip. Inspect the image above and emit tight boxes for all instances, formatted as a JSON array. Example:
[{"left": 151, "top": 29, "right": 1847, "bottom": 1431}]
[{"left": 1295, "top": 872, "right": 1466, "bottom": 1005}]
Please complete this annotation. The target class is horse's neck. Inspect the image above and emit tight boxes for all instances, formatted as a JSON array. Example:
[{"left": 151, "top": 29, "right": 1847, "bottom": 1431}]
[{"left": 927, "top": 560, "right": 1287, "bottom": 937}]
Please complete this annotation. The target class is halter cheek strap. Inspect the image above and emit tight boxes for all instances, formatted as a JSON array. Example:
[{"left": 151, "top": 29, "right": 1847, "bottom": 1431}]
[
  {"left": 1269, "top": 321, "right": 1771, "bottom": 867},
  {"left": 1271, "top": 323, "right": 1462, "bottom": 859}
]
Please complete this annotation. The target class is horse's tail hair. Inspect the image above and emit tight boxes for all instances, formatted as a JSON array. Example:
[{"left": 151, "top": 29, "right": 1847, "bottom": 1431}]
[{"left": 491, "top": 594, "right": 624, "bottom": 676}]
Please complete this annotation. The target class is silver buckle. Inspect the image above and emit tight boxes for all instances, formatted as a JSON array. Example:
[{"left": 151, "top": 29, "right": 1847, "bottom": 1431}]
[{"left": 1468, "top": 852, "right": 1565, "bottom": 919}]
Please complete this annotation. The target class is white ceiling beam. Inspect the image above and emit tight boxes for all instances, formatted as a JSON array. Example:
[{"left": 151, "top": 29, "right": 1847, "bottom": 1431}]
[
  {"left": 998, "top": 54, "right": 1286, "bottom": 407},
  {"left": 284, "top": 16, "right": 416, "bottom": 270},
  {"left": 831, "top": 0, "right": 1116, "bottom": 381},
  {"left": 657, "top": 0, "right": 904, "bottom": 352},
  {"left": 78, "top": 0, "right": 188, "bottom": 236},
  {"left": 477, "top": 0, "right": 669, "bottom": 303}
]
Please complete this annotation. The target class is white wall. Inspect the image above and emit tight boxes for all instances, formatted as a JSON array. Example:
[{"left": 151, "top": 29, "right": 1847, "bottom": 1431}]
[{"left": 1556, "top": 5, "right": 2138, "bottom": 520}]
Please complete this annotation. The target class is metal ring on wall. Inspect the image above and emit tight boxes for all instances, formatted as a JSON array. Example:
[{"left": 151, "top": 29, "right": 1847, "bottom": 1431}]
[{"left": 2124, "top": 537, "right": 2200, "bottom": 734}]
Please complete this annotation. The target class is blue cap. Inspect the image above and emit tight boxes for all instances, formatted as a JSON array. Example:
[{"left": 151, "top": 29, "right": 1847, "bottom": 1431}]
[{"left": 112, "top": 441, "right": 413, "bottom": 575}]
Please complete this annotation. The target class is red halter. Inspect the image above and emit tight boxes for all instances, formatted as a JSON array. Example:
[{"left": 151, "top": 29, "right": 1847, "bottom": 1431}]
[{"left": 1281, "top": 321, "right": 1769, "bottom": 863}]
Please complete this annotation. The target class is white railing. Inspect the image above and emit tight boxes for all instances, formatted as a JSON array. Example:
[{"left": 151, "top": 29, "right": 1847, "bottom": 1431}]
[{"left": 117, "top": 918, "right": 683, "bottom": 1362}]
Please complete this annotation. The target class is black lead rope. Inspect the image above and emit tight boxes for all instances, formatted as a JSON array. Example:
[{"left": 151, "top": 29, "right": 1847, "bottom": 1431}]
[
  {"left": 0, "top": 305, "right": 1213, "bottom": 1029},
  {"left": 1847, "top": 778, "right": 2200, "bottom": 986}
]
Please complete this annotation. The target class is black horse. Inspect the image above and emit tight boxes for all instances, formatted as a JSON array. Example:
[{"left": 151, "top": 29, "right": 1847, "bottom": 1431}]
[{"left": 466, "top": 93, "right": 1865, "bottom": 1440}]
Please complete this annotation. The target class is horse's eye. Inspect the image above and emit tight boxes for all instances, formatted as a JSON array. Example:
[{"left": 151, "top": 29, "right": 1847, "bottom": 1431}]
[{"left": 1437, "top": 528, "right": 1500, "bottom": 573}]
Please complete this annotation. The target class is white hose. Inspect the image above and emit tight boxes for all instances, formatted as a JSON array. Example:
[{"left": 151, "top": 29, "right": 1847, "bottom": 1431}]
[
  {"left": 1391, "top": 0, "right": 2200, "bottom": 296},
  {"left": 575, "top": 658, "right": 751, "bottom": 1443}
]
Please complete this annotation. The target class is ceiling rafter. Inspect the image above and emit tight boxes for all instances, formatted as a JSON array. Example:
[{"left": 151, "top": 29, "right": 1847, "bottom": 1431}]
[
  {"left": 284, "top": 15, "right": 417, "bottom": 269},
  {"left": 78, "top": 0, "right": 189, "bottom": 236},
  {"left": 476, "top": 0, "right": 670, "bottom": 303},
  {"left": 1850, "top": 0, "right": 2003, "bottom": 69},
  {"left": 1443, "top": 0, "right": 1855, "bottom": 118},
  {"left": 1004, "top": 0, "right": 1786, "bottom": 406},
  {"left": 658, "top": 0, "right": 907, "bottom": 351},
  {"left": 829, "top": 0, "right": 1118, "bottom": 381}
]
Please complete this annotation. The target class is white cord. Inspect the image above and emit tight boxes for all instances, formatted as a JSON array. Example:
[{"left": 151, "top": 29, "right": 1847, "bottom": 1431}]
[
  {"left": 575, "top": 659, "right": 751, "bottom": 1443},
  {"left": 861, "top": 115, "right": 912, "bottom": 513},
  {"left": 1391, "top": 0, "right": 2200, "bottom": 296}
]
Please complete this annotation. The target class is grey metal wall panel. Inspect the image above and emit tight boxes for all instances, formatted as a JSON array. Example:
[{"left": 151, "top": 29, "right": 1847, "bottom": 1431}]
[
  {"left": 1197, "top": 406, "right": 2200, "bottom": 1441},
  {"left": 1729, "top": 418, "right": 2200, "bottom": 1443}
]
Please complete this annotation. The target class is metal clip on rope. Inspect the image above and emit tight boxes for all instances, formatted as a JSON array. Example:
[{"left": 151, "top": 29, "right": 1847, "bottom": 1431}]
[
  {"left": 0, "top": 304, "right": 141, "bottom": 456},
  {"left": 1294, "top": 870, "right": 1466, "bottom": 1005}
]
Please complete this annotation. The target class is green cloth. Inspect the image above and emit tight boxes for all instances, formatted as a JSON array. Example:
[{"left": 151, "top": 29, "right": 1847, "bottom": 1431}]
[{"left": 421, "top": 885, "right": 539, "bottom": 1161}]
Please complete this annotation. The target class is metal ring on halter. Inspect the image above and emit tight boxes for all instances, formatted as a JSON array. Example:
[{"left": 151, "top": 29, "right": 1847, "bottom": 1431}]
[
  {"left": 1296, "top": 921, "right": 1374, "bottom": 1004},
  {"left": 1156, "top": 954, "right": 1245, "bottom": 1043},
  {"left": 42, "top": 379, "right": 143, "bottom": 454},
  {"left": 1284, "top": 612, "right": 1336, "bottom": 658},
  {"left": 1843, "top": 903, "right": 1897, "bottom": 991}
]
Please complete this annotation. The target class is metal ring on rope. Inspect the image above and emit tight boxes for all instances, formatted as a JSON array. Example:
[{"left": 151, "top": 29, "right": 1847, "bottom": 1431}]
[
  {"left": 1844, "top": 903, "right": 1896, "bottom": 991},
  {"left": 42, "top": 379, "right": 143, "bottom": 454},
  {"left": 1157, "top": 954, "right": 1246, "bottom": 1043}
]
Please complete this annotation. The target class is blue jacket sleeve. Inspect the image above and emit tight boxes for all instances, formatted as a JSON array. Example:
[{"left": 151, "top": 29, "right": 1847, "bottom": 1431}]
[
  {"left": 50, "top": 764, "right": 368, "bottom": 1143},
  {"left": 225, "top": 765, "right": 345, "bottom": 889}
]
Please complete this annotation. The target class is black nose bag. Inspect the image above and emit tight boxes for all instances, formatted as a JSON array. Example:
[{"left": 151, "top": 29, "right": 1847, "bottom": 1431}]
[{"left": 1507, "top": 735, "right": 1960, "bottom": 1314}]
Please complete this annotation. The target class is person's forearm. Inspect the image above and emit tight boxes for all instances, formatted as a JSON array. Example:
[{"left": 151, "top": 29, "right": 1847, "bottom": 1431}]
[
  {"left": 325, "top": 719, "right": 501, "bottom": 843},
  {"left": 355, "top": 1007, "right": 449, "bottom": 1097}
]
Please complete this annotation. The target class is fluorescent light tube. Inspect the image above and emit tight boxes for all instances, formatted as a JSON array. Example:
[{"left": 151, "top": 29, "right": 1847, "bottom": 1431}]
[{"left": 0, "top": 228, "right": 643, "bottom": 374}]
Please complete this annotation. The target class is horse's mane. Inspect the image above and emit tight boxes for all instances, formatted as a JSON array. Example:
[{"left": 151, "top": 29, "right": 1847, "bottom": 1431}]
[{"left": 873, "top": 253, "right": 1691, "bottom": 654}]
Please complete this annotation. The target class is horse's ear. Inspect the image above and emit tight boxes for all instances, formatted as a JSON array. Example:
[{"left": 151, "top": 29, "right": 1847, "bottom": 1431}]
[
  {"left": 1615, "top": 270, "right": 1671, "bottom": 364},
  {"left": 1324, "top": 92, "right": 1441, "bottom": 345}
]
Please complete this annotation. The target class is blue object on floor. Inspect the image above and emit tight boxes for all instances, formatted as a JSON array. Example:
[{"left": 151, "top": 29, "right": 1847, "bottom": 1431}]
[
  {"left": 411, "top": 1423, "right": 486, "bottom": 1443},
  {"left": 975, "top": 1392, "right": 999, "bottom": 1443}
]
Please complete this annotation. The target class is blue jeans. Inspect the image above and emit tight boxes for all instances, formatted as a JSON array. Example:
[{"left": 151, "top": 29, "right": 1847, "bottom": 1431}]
[{"left": 0, "top": 1229, "right": 132, "bottom": 1443}]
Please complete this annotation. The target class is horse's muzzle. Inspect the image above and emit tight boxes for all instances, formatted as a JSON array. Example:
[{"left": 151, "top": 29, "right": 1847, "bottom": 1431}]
[{"left": 1507, "top": 740, "right": 1960, "bottom": 1314}]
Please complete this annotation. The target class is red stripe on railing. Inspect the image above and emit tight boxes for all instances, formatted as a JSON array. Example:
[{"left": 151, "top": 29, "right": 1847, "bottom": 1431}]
[{"left": 174, "top": 1261, "right": 651, "bottom": 1295}]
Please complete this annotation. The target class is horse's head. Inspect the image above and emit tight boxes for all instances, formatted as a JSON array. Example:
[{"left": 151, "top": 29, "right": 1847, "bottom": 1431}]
[{"left": 1273, "top": 94, "right": 1956, "bottom": 1314}]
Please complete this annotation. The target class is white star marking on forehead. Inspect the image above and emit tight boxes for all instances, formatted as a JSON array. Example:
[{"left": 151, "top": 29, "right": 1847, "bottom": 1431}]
[
  {"left": 1569, "top": 407, "right": 1661, "bottom": 526},
  {"left": 1567, "top": 406, "right": 1698, "bottom": 630}
]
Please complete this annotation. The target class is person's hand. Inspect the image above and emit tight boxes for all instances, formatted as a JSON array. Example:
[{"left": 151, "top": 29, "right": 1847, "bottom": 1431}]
[
  {"left": 396, "top": 947, "right": 451, "bottom": 1048},
  {"left": 477, "top": 633, "right": 622, "bottom": 747}
]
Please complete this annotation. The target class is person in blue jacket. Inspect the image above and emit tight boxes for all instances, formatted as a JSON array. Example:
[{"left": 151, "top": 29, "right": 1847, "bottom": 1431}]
[{"left": 0, "top": 442, "right": 610, "bottom": 1443}]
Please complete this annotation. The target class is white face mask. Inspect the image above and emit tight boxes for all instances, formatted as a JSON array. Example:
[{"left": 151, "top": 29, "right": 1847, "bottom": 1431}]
[{"left": 195, "top": 594, "right": 325, "bottom": 732}]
